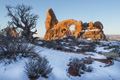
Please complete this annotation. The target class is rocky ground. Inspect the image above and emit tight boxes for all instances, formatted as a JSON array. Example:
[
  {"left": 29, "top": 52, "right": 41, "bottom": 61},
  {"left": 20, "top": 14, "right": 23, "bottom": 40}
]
[
  {"left": 35, "top": 35, "right": 120, "bottom": 57},
  {"left": 0, "top": 37, "right": 120, "bottom": 80}
]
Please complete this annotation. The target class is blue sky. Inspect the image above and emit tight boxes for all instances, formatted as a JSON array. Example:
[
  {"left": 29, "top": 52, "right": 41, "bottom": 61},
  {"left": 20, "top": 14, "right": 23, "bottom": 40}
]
[{"left": 0, "top": 0, "right": 120, "bottom": 37}]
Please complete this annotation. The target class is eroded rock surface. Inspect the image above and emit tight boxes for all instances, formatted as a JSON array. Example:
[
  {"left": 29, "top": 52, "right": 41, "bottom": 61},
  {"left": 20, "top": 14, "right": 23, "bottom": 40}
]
[
  {"left": 8, "top": 26, "right": 19, "bottom": 37},
  {"left": 44, "top": 9, "right": 106, "bottom": 40},
  {"left": 45, "top": 8, "right": 58, "bottom": 31}
]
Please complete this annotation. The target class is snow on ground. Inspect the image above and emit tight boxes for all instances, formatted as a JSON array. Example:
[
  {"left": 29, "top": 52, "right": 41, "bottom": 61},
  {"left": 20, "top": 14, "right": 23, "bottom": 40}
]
[
  {"left": 36, "top": 46, "right": 88, "bottom": 80},
  {"left": 0, "top": 58, "right": 29, "bottom": 80},
  {"left": 70, "top": 61, "right": 120, "bottom": 80},
  {"left": 0, "top": 45, "right": 120, "bottom": 80},
  {"left": 95, "top": 45, "right": 114, "bottom": 53},
  {"left": 38, "top": 41, "right": 43, "bottom": 44}
]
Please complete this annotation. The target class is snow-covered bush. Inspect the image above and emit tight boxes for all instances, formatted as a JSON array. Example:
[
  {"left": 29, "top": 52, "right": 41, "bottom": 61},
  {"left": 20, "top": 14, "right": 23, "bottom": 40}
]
[
  {"left": 83, "top": 57, "right": 94, "bottom": 64},
  {"left": 109, "top": 41, "right": 119, "bottom": 48},
  {"left": 91, "top": 39, "right": 100, "bottom": 44},
  {"left": 24, "top": 57, "right": 52, "bottom": 80},
  {"left": 81, "top": 43, "right": 95, "bottom": 52},
  {"left": 38, "top": 57, "right": 53, "bottom": 77},
  {"left": 71, "top": 58, "right": 93, "bottom": 75},
  {"left": 114, "top": 48, "right": 120, "bottom": 56},
  {"left": 86, "top": 66, "right": 93, "bottom": 72},
  {"left": 0, "top": 36, "right": 36, "bottom": 63},
  {"left": 100, "top": 41, "right": 110, "bottom": 46},
  {"left": 24, "top": 59, "right": 40, "bottom": 80},
  {"left": 88, "top": 45, "right": 96, "bottom": 52},
  {"left": 71, "top": 58, "right": 86, "bottom": 74}
]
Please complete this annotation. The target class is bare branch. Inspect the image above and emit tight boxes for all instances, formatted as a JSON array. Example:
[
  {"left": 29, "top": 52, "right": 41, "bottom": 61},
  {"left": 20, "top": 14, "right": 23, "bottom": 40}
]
[{"left": 6, "top": 4, "right": 39, "bottom": 42}]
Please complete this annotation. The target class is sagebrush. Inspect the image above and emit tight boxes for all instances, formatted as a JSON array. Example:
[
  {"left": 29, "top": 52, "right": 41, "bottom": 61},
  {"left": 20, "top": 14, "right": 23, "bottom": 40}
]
[
  {"left": 24, "top": 57, "right": 52, "bottom": 80},
  {"left": 0, "top": 36, "right": 36, "bottom": 64},
  {"left": 71, "top": 58, "right": 93, "bottom": 75}
]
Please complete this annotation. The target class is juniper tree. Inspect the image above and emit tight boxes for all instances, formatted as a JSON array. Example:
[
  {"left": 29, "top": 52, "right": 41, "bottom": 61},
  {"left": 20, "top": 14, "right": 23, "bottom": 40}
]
[{"left": 6, "top": 4, "right": 38, "bottom": 42}]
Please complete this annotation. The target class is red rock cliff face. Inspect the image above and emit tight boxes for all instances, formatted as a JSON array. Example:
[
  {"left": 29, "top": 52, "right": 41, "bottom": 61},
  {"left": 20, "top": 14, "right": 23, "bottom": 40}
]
[{"left": 44, "top": 9, "right": 106, "bottom": 40}]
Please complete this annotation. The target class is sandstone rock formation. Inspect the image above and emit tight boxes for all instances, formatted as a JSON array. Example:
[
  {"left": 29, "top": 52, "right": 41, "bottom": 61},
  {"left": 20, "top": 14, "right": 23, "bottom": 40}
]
[
  {"left": 45, "top": 8, "right": 58, "bottom": 31},
  {"left": 88, "top": 22, "right": 94, "bottom": 29},
  {"left": 44, "top": 9, "right": 106, "bottom": 40},
  {"left": 93, "top": 21, "right": 103, "bottom": 29},
  {"left": 9, "top": 26, "right": 19, "bottom": 37}
]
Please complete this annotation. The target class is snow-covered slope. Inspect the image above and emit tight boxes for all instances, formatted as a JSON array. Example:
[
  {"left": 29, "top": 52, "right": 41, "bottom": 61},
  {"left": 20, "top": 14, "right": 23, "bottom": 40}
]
[{"left": 0, "top": 45, "right": 120, "bottom": 80}]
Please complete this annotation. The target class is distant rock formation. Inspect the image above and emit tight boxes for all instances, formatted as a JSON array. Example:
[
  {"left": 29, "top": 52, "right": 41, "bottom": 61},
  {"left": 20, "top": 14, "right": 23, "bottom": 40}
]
[
  {"left": 44, "top": 8, "right": 106, "bottom": 40},
  {"left": 8, "top": 26, "right": 19, "bottom": 37}
]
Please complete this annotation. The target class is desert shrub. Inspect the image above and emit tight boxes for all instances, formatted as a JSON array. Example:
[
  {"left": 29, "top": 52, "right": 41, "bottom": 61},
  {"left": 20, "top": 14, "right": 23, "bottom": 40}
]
[
  {"left": 83, "top": 57, "right": 94, "bottom": 64},
  {"left": 84, "top": 42, "right": 96, "bottom": 52},
  {"left": 24, "top": 59, "right": 40, "bottom": 80},
  {"left": 80, "top": 45, "right": 95, "bottom": 52},
  {"left": 44, "top": 40, "right": 57, "bottom": 49},
  {"left": 71, "top": 58, "right": 93, "bottom": 75},
  {"left": 86, "top": 66, "right": 93, "bottom": 72},
  {"left": 24, "top": 57, "right": 52, "bottom": 80},
  {"left": 111, "top": 46, "right": 120, "bottom": 56},
  {"left": 0, "top": 36, "right": 36, "bottom": 64},
  {"left": 56, "top": 45, "right": 63, "bottom": 50},
  {"left": 71, "top": 58, "right": 86, "bottom": 74},
  {"left": 88, "top": 46, "right": 95, "bottom": 52},
  {"left": 38, "top": 57, "right": 53, "bottom": 76},
  {"left": 91, "top": 39, "right": 100, "bottom": 44},
  {"left": 76, "top": 49, "right": 82, "bottom": 52}
]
